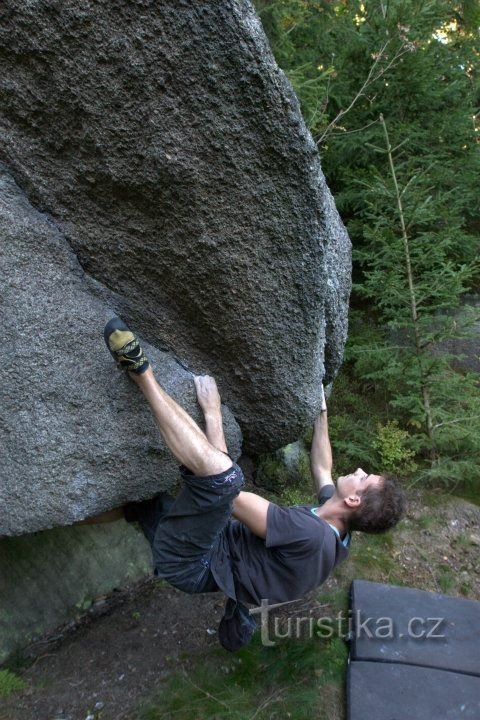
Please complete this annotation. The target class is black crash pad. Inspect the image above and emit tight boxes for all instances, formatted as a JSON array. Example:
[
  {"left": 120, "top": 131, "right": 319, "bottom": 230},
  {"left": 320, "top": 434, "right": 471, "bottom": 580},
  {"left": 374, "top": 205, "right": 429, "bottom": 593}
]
[
  {"left": 348, "top": 662, "right": 480, "bottom": 720},
  {"left": 350, "top": 580, "right": 480, "bottom": 676}
]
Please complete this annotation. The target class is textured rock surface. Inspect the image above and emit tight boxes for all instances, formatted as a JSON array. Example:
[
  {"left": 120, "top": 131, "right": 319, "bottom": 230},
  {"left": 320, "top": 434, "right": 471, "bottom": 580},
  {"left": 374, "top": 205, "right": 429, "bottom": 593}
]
[
  {"left": 0, "top": 0, "right": 351, "bottom": 455},
  {"left": 0, "top": 521, "right": 151, "bottom": 664},
  {"left": 1, "top": 167, "right": 241, "bottom": 536}
]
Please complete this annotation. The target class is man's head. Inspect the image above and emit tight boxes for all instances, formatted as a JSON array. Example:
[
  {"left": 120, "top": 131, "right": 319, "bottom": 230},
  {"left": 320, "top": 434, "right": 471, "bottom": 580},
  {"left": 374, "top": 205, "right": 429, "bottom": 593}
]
[{"left": 336, "top": 468, "right": 406, "bottom": 533}]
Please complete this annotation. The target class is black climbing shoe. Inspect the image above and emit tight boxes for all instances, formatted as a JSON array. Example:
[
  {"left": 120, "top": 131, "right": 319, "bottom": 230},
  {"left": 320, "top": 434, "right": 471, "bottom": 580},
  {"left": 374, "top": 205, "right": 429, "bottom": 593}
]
[{"left": 104, "top": 317, "right": 149, "bottom": 374}]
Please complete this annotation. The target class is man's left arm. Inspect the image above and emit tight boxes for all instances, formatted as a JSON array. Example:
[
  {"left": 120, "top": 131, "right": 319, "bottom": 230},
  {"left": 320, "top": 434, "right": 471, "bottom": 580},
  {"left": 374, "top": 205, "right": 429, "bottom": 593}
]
[
  {"left": 233, "top": 384, "right": 336, "bottom": 537},
  {"left": 310, "top": 385, "right": 334, "bottom": 494},
  {"left": 194, "top": 375, "right": 228, "bottom": 454}
]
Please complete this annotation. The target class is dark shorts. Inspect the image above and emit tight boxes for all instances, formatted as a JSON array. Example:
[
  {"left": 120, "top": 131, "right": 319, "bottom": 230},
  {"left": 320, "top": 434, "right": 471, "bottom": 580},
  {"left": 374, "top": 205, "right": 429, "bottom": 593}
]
[{"left": 125, "top": 463, "right": 244, "bottom": 594}]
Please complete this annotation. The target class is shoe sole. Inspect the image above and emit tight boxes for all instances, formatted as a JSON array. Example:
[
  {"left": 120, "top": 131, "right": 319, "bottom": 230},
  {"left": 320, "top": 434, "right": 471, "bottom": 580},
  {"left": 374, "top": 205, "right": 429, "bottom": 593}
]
[{"left": 104, "top": 317, "right": 149, "bottom": 374}]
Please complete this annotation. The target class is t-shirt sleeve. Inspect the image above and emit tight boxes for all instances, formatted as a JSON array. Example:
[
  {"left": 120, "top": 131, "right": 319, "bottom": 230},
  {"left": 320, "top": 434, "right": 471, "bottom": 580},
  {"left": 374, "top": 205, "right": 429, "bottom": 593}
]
[
  {"left": 266, "top": 503, "right": 325, "bottom": 552},
  {"left": 317, "top": 484, "right": 335, "bottom": 506}
]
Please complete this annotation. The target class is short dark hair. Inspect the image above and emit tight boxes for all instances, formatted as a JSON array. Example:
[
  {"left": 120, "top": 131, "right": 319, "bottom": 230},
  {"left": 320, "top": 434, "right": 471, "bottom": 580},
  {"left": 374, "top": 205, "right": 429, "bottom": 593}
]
[{"left": 348, "top": 474, "right": 406, "bottom": 534}]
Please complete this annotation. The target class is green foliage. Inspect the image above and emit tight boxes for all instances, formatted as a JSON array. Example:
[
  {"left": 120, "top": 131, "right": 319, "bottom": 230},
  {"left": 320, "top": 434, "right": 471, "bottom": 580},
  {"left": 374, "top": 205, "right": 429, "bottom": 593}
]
[
  {"left": 0, "top": 669, "right": 26, "bottom": 697},
  {"left": 453, "top": 484, "right": 480, "bottom": 506},
  {"left": 373, "top": 421, "right": 417, "bottom": 475},
  {"left": 417, "top": 514, "right": 436, "bottom": 530},
  {"left": 139, "top": 633, "right": 347, "bottom": 720},
  {"left": 437, "top": 566, "right": 455, "bottom": 593},
  {"left": 280, "top": 484, "right": 313, "bottom": 506},
  {"left": 256, "top": 452, "right": 290, "bottom": 492},
  {"left": 256, "top": 0, "right": 480, "bottom": 489},
  {"left": 348, "top": 129, "right": 480, "bottom": 481},
  {"left": 332, "top": 525, "right": 403, "bottom": 586},
  {"left": 325, "top": 371, "right": 385, "bottom": 475},
  {"left": 256, "top": 442, "right": 313, "bottom": 501}
]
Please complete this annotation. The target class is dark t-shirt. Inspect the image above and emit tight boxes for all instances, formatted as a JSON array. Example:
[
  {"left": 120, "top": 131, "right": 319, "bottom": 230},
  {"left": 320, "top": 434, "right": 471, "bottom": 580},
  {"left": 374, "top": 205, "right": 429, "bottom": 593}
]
[{"left": 211, "top": 484, "right": 349, "bottom": 605}]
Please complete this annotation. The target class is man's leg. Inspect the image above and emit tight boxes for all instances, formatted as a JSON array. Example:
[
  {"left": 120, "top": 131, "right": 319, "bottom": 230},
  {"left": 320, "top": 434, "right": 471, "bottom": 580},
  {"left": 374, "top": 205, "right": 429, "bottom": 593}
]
[
  {"left": 104, "top": 315, "right": 232, "bottom": 476},
  {"left": 130, "top": 367, "right": 232, "bottom": 476},
  {"left": 133, "top": 371, "right": 241, "bottom": 593},
  {"left": 78, "top": 372, "right": 231, "bottom": 527},
  {"left": 104, "top": 318, "right": 243, "bottom": 593}
]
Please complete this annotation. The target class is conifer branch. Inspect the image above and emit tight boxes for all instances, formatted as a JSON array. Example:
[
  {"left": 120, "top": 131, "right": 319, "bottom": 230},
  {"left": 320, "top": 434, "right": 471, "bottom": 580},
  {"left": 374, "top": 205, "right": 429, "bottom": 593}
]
[
  {"left": 380, "top": 114, "right": 438, "bottom": 463},
  {"left": 316, "top": 41, "right": 411, "bottom": 145}
]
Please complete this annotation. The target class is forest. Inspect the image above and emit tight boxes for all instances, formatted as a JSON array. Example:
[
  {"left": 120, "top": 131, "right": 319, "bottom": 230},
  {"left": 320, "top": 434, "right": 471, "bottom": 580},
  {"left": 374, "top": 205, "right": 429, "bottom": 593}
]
[{"left": 255, "top": 0, "right": 480, "bottom": 493}]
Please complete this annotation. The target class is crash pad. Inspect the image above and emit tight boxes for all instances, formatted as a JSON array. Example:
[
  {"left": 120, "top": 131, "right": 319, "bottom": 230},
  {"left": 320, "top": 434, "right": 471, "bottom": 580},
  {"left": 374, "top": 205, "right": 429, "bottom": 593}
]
[
  {"left": 348, "top": 661, "right": 480, "bottom": 720},
  {"left": 350, "top": 579, "right": 480, "bottom": 676}
]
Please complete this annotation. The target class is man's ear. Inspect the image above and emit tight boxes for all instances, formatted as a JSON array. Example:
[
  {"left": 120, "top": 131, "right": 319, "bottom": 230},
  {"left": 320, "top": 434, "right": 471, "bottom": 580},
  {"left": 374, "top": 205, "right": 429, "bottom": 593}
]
[{"left": 344, "top": 494, "right": 361, "bottom": 509}]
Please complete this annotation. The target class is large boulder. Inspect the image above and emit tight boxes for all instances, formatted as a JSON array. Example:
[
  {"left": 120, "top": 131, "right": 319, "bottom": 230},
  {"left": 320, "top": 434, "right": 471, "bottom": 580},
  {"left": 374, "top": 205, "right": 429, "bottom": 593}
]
[
  {"left": 0, "top": 0, "right": 351, "bottom": 456},
  {"left": 1, "top": 167, "right": 241, "bottom": 536},
  {"left": 0, "top": 521, "right": 152, "bottom": 664}
]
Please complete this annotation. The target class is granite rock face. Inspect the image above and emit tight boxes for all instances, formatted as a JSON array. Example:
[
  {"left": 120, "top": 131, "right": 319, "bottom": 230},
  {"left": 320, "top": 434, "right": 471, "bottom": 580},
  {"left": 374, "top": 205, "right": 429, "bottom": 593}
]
[
  {"left": 1, "top": 168, "right": 241, "bottom": 536},
  {"left": 0, "top": 521, "right": 152, "bottom": 663},
  {"left": 0, "top": 0, "right": 351, "bottom": 456}
]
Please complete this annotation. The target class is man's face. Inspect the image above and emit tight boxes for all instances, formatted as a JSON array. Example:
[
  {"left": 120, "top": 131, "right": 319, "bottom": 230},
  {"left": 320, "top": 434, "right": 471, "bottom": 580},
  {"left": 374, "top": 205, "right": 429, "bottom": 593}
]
[{"left": 336, "top": 468, "right": 383, "bottom": 503}]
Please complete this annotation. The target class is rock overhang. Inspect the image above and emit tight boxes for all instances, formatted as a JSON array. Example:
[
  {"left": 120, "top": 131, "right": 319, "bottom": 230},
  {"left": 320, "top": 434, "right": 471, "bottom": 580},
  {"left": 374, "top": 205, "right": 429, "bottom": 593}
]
[{"left": 0, "top": 0, "right": 351, "bottom": 535}]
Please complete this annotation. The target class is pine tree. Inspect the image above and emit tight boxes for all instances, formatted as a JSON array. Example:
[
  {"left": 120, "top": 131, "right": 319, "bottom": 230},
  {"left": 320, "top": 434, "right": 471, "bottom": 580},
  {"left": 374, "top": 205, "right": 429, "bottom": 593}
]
[
  {"left": 350, "top": 114, "right": 479, "bottom": 480},
  {"left": 256, "top": 0, "right": 480, "bottom": 484}
]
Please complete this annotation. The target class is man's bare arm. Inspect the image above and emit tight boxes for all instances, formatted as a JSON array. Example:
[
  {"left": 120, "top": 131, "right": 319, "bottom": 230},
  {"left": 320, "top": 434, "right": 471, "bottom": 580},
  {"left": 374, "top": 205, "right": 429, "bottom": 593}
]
[
  {"left": 194, "top": 375, "right": 228, "bottom": 454},
  {"left": 310, "top": 385, "right": 334, "bottom": 493},
  {"left": 194, "top": 376, "right": 270, "bottom": 537},
  {"left": 232, "top": 492, "right": 269, "bottom": 539}
]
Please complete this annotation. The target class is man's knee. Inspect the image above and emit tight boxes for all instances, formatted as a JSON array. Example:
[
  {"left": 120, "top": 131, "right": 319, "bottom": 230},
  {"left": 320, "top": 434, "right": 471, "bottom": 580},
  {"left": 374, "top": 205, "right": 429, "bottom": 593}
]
[
  {"left": 196, "top": 450, "right": 233, "bottom": 478},
  {"left": 224, "top": 464, "right": 245, "bottom": 493},
  {"left": 199, "top": 463, "right": 245, "bottom": 498},
  {"left": 180, "top": 462, "right": 244, "bottom": 495}
]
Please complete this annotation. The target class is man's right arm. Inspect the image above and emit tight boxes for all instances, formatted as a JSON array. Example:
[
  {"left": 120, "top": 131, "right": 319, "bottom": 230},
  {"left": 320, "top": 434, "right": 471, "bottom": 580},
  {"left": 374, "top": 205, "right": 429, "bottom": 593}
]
[
  {"left": 232, "top": 492, "right": 269, "bottom": 539},
  {"left": 310, "top": 385, "right": 334, "bottom": 494},
  {"left": 194, "top": 375, "right": 229, "bottom": 454}
]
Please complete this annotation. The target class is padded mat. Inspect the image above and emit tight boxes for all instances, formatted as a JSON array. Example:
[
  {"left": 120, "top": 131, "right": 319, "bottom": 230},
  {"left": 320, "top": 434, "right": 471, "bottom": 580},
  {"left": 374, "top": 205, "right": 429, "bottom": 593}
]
[
  {"left": 348, "top": 661, "right": 480, "bottom": 720},
  {"left": 350, "top": 580, "right": 480, "bottom": 676}
]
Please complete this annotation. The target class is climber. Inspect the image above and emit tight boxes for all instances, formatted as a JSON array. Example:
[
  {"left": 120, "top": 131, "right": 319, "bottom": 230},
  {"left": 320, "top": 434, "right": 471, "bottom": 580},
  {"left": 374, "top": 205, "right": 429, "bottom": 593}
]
[{"left": 96, "top": 317, "right": 405, "bottom": 649}]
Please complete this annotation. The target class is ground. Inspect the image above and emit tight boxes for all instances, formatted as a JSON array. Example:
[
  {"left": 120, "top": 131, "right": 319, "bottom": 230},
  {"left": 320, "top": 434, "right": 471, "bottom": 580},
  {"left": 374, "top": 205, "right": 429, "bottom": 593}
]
[{"left": 0, "top": 489, "right": 479, "bottom": 720}]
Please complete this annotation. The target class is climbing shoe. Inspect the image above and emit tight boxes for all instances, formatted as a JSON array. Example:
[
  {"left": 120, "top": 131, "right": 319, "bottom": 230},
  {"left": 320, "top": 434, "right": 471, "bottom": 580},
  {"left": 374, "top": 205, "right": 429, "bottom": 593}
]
[{"left": 104, "top": 317, "right": 149, "bottom": 374}]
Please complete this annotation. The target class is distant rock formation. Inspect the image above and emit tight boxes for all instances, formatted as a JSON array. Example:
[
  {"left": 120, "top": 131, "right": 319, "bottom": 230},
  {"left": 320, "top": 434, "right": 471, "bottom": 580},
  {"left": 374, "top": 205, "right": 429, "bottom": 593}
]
[{"left": 0, "top": 1, "right": 351, "bottom": 535}]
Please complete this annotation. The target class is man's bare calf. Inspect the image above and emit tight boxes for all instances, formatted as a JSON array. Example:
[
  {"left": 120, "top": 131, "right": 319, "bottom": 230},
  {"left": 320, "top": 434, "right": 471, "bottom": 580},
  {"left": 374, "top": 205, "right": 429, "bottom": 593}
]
[{"left": 79, "top": 320, "right": 232, "bottom": 526}]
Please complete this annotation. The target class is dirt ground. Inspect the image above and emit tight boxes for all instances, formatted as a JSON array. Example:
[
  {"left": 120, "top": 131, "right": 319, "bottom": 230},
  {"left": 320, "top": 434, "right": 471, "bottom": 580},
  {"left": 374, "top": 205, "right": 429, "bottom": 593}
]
[
  {"left": 1, "top": 490, "right": 479, "bottom": 720},
  {"left": 0, "top": 581, "right": 225, "bottom": 720}
]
